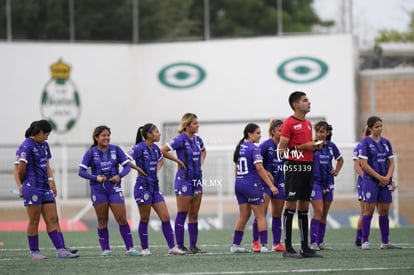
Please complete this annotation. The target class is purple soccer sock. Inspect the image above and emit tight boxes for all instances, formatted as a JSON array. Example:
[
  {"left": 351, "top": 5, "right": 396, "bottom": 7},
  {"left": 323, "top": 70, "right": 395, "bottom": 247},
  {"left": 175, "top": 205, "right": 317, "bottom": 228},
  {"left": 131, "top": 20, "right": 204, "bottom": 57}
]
[
  {"left": 98, "top": 227, "right": 110, "bottom": 251},
  {"left": 59, "top": 232, "right": 66, "bottom": 248},
  {"left": 139, "top": 221, "right": 149, "bottom": 249},
  {"left": 48, "top": 229, "right": 64, "bottom": 249},
  {"left": 174, "top": 212, "right": 187, "bottom": 247},
  {"left": 361, "top": 215, "right": 372, "bottom": 243},
  {"left": 379, "top": 215, "right": 390, "bottom": 244},
  {"left": 119, "top": 223, "right": 134, "bottom": 250},
  {"left": 272, "top": 217, "right": 282, "bottom": 245},
  {"left": 310, "top": 218, "right": 320, "bottom": 244},
  {"left": 28, "top": 235, "right": 39, "bottom": 252},
  {"left": 188, "top": 223, "right": 198, "bottom": 248},
  {"left": 162, "top": 221, "right": 175, "bottom": 249},
  {"left": 252, "top": 219, "right": 259, "bottom": 242},
  {"left": 232, "top": 230, "right": 244, "bottom": 246},
  {"left": 259, "top": 230, "right": 268, "bottom": 246},
  {"left": 318, "top": 222, "right": 326, "bottom": 245}
]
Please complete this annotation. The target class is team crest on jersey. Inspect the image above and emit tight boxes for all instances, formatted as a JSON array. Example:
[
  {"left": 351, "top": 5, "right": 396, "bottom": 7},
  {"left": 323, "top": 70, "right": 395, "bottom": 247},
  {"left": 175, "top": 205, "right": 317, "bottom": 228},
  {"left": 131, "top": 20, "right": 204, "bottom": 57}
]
[
  {"left": 41, "top": 59, "right": 81, "bottom": 134},
  {"left": 383, "top": 143, "right": 389, "bottom": 152},
  {"left": 111, "top": 152, "right": 117, "bottom": 160},
  {"left": 32, "top": 194, "right": 38, "bottom": 202}
]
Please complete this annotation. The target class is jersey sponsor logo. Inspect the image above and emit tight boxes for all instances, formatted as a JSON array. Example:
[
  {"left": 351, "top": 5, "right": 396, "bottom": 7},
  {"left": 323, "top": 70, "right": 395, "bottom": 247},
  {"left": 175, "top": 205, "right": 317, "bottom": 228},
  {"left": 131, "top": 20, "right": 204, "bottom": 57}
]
[
  {"left": 158, "top": 62, "right": 206, "bottom": 89},
  {"left": 277, "top": 56, "right": 328, "bottom": 83},
  {"left": 41, "top": 59, "right": 81, "bottom": 134},
  {"left": 293, "top": 123, "right": 303, "bottom": 130}
]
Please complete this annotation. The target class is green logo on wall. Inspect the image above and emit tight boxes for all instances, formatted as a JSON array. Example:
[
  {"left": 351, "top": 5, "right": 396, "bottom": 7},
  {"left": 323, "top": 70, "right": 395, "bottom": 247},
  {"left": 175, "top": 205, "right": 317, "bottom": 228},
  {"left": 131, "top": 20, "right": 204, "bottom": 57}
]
[
  {"left": 277, "top": 57, "right": 328, "bottom": 83},
  {"left": 158, "top": 62, "right": 206, "bottom": 89},
  {"left": 40, "top": 59, "right": 81, "bottom": 134}
]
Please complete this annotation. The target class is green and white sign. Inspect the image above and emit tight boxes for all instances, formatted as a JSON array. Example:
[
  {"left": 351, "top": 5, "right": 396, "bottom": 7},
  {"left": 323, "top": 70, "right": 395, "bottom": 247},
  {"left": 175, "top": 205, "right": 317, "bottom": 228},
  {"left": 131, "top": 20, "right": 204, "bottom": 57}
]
[
  {"left": 277, "top": 56, "right": 328, "bottom": 83},
  {"left": 158, "top": 62, "right": 206, "bottom": 89}
]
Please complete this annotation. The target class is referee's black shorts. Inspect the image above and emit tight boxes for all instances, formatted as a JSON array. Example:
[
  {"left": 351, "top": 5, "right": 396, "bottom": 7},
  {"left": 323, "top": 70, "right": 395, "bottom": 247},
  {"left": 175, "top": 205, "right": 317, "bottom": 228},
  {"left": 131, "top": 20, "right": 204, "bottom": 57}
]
[{"left": 284, "top": 160, "right": 314, "bottom": 201}]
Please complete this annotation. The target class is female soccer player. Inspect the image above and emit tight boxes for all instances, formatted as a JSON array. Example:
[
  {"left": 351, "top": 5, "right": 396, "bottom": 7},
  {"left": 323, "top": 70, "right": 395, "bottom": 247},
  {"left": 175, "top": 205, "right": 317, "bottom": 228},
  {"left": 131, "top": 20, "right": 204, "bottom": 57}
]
[
  {"left": 128, "top": 123, "right": 185, "bottom": 256},
  {"left": 251, "top": 119, "right": 285, "bottom": 252},
  {"left": 359, "top": 116, "right": 400, "bottom": 249},
  {"left": 310, "top": 121, "right": 344, "bottom": 250},
  {"left": 160, "top": 113, "right": 207, "bottom": 254},
  {"left": 353, "top": 125, "right": 370, "bottom": 247},
  {"left": 16, "top": 120, "right": 79, "bottom": 259},
  {"left": 78, "top": 125, "right": 140, "bottom": 256},
  {"left": 14, "top": 121, "right": 78, "bottom": 255},
  {"left": 230, "top": 123, "right": 278, "bottom": 253}
]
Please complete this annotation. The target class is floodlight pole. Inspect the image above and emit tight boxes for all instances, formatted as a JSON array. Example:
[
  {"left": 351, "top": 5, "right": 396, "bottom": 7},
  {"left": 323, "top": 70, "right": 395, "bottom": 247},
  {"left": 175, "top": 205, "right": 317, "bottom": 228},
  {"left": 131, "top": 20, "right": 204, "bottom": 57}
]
[{"left": 277, "top": 0, "right": 283, "bottom": 36}]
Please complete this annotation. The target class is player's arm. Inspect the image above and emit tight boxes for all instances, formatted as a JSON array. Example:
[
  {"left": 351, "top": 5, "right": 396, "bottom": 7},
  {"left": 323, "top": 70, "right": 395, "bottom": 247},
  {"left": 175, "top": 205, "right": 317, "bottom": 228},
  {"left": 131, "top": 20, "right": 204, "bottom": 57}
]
[
  {"left": 46, "top": 161, "right": 57, "bottom": 196},
  {"left": 353, "top": 158, "right": 364, "bottom": 178},
  {"left": 13, "top": 164, "right": 23, "bottom": 197},
  {"left": 333, "top": 156, "right": 344, "bottom": 176},
  {"left": 160, "top": 144, "right": 186, "bottom": 170},
  {"left": 360, "top": 158, "right": 387, "bottom": 185},
  {"left": 256, "top": 162, "right": 278, "bottom": 195}
]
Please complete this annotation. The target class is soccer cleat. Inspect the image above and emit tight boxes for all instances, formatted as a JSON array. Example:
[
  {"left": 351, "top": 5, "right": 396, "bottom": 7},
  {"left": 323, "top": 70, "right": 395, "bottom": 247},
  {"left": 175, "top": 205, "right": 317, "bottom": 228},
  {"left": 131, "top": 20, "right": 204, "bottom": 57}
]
[
  {"left": 101, "top": 250, "right": 112, "bottom": 256},
  {"left": 168, "top": 246, "right": 186, "bottom": 255},
  {"left": 260, "top": 245, "right": 269, "bottom": 253},
  {"left": 141, "top": 248, "right": 152, "bottom": 256},
  {"left": 300, "top": 248, "right": 323, "bottom": 258},
  {"left": 282, "top": 248, "right": 302, "bottom": 258},
  {"left": 310, "top": 242, "right": 320, "bottom": 251},
  {"left": 30, "top": 251, "right": 47, "bottom": 260},
  {"left": 361, "top": 242, "right": 370, "bottom": 250},
  {"left": 380, "top": 243, "right": 402, "bottom": 249},
  {"left": 190, "top": 246, "right": 206, "bottom": 254},
  {"left": 355, "top": 240, "right": 362, "bottom": 247},
  {"left": 178, "top": 245, "right": 190, "bottom": 253},
  {"left": 318, "top": 243, "right": 333, "bottom": 250},
  {"left": 272, "top": 243, "right": 286, "bottom": 252},
  {"left": 252, "top": 240, "right": 261, "bottom": 253},
  {"left": 56, "top": 248, "right": 80, "bottom": 259},
  {"left": 65, "top": 247, "right": 79, "bottom": 254},
  {"left": 230, "top": 245, "right": 250, "bottom": 253},
  {"left": 126, "top": 248, "right": 141, "bottom": 256}
]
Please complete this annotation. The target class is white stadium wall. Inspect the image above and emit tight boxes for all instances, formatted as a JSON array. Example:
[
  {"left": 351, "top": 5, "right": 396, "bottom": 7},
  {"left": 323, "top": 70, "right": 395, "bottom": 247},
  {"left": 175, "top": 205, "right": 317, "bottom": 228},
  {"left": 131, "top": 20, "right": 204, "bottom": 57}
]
[{"left": 0, "top": 34, "right": 357, "bottom": 146}]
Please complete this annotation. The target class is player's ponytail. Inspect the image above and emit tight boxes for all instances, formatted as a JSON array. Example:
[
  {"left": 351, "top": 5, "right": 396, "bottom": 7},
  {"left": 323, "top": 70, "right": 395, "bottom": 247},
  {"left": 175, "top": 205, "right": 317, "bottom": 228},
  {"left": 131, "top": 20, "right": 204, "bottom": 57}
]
[
  {"left": 135, "top": 123, "right": 156, "bottom": 144},
  {"left": 233, "top": 123, "right": 260, "bottom": 163}
]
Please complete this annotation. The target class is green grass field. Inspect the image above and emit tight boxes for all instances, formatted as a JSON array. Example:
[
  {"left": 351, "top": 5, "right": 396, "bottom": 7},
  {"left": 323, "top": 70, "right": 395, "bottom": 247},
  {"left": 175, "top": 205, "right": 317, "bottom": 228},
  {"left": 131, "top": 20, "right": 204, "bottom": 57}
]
[{"left": 1, "top": 228, "right": 413, "bottom": 275}]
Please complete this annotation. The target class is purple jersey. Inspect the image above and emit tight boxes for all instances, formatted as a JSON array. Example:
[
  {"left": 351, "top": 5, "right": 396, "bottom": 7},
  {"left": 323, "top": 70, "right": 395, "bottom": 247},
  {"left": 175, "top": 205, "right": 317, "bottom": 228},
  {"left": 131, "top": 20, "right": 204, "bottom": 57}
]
[
  {"left": 313, "top": 140, "right": 342, "bottom": 187},
  {"left": 359, "top": 136, "right": 394, "bottom": 181},
  {"left": 17, "top": 138, "right": 51, "bottom": 189},
  {"left": 167, "top": 133, "right": 204, "bottom": 182},
  {"left": 79, "top": 144, "right": 130, "bottom": 184},
  {"left": 259, "top": 138, "right": 285, "bottom": 185},
  {"left": 235, "top": 142, "right": 263, "bottom": 184},
  {"left": 128, "top": 142, "right": 163, "bottom": 190}
]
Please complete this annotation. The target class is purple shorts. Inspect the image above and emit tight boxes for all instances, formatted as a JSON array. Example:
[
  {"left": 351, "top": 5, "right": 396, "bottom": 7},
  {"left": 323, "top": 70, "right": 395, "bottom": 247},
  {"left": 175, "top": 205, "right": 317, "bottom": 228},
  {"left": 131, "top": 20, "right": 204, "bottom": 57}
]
[
  {"left": 134, "top": 187, "right": 165, "bottom": 205},
  {"left": 22, "top": 183, "right": 56, "bottom": 207},
  {"left": 362, "top": 179, "right": 392, "bottom": 204},
  {"left": 263, "top": 181, "right": 285, "bottom": 200},
  {"left": 174, "top": 178, "right": 203, "bottom": 197},
  {"left": 235, "top": 182, "right": 264, "bottom": 205},
  {"left": 90, "top": 182, "right": 125, "bottom": 206},
  {"left": 311, "top": 183, "right": 334, "bottom": 202}
]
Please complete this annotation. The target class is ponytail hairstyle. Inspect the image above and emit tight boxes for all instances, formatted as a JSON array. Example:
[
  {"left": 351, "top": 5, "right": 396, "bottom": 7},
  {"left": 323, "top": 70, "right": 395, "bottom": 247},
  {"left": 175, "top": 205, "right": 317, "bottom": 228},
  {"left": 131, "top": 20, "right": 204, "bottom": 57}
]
[
  {"left": 233, "top": 123, "right": 259, "bottom": 163},
  {"left": 178, "top": 113, "right": 197, "bottom": 134},
  {"left": 91, "top": 125, "right": 111, "bottom": 148},
  {"left": 135, "top": 123, "right": 156, "bottom": 144},
  {"left": 362, "top": 125, "right": 371, "bottom": 137},
  {"left": 268, "top": 119, "right": 283, "bottom": 137},
  {"left": 25, "top": 120, "right": 52, "bottom": 137}
]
